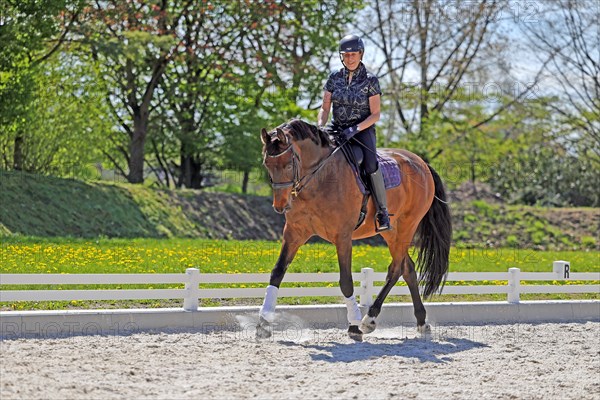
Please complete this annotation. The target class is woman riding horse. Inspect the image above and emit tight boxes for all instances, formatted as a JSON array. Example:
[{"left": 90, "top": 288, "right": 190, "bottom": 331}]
[
  {"left": 258, "top": 118, "right": 452, "bottom": 341},
  {"left": 318, "top": 34, "right": 390, "bottom": 232}
]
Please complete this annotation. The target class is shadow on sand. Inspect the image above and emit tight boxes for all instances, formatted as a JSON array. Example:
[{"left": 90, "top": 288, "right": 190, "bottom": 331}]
[{"left": 279, "top": 336, "right": 489, "bottom": 364}]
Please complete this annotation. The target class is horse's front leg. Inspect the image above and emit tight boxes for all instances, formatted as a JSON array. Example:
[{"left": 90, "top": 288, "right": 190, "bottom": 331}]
[
  {"left": 256, "top": 228, "right": 308, "bottom": 339},
  {"left": 335, "top": 238, "right": 363, "bottom": 341}
]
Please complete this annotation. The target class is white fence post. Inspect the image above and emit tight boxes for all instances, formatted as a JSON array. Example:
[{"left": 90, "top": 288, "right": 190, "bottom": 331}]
[
  {"left": 507, "top": 267, "right": 521, "bottom": 303},
  {"left": 183, "top": 268, "right": 200, "bottom": 311},
  {"left": 553, "top": 260, "right": 570, "bottom": 279},
  {"left": 359, "top": 267, "right": 374, "bottom": 307}
]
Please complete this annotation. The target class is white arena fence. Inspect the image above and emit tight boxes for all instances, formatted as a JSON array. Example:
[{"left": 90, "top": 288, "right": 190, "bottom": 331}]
[{"left": 0, "top": 261, "right": 598, "bottom": 311}]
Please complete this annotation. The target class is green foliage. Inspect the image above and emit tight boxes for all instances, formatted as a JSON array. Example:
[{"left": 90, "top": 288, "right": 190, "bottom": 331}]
[
  {"left": 452, "top": 201, "right": 599, "bottom": 251},
  {"left": 0, "top": 55, "right": 111, "bottom": 174},
  {"left": 506, "top": 235, "right": 519, "bottom": 247},
  {"left": 0, "top": 1, "right": 598, "bottom": 206},
  {"left": 581, "top": 236, "right": 597, "bottom": 249},
  {"left": 492, "top": 143, "right": 600, "bottom": 207},
  {"left": 471, "top": 200, "right": 497, "bottom": 218},
  {"left": 0, "top": 1, "right": 106, "bottom": 175},
  {"left": 2, "top": 172, "right": 597, "bottom": 254},
  {"left": 0, "top": 1, "right": 78, "bottom": 69}
]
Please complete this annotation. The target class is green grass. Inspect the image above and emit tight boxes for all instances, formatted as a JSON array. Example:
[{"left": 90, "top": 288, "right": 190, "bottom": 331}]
[
  {"left": 1, "top": 237, "right": 598, "bottom": 310},
  {"left": 2, "top": 236, "right": 598, "bottom": 274}
]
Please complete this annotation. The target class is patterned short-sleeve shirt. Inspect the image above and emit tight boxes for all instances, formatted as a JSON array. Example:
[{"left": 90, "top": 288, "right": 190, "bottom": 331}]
[{"left": 324, "top": 63, "right": 382, "bottom": 128}]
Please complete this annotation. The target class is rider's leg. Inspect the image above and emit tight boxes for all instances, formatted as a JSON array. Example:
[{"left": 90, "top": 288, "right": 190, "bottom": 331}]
[{"left": 352, "top": 128, "right": 390, "bottom": 231}]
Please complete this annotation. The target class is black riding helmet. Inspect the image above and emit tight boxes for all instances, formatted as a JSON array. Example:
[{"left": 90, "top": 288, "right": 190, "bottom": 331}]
[{"left": 339, "top": 34, "right": 364, "bottom": 68}]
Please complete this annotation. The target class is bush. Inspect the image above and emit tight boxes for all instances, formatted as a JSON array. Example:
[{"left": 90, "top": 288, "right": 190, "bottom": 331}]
[{"left": 491, "top": 145, "right": 600, "bottom": 207}]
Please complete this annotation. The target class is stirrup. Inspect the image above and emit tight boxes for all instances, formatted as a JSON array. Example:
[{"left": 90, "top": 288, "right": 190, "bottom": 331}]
[{"left": 375, "top": 211, "right": 391, "bottom": 232}]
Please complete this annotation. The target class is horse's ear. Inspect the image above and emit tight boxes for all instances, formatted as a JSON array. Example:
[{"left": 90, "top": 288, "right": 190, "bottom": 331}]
[
  {"left": 260, "top": 128, "right": 270, "bottom": 145},
  {"left": 276, "top": 128, "right": 288, "bottom": 144}
]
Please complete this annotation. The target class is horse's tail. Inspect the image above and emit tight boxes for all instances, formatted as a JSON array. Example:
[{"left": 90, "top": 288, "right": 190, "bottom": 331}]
[{"left": 416, "top": 165, "right": 452, "bottom": 298}]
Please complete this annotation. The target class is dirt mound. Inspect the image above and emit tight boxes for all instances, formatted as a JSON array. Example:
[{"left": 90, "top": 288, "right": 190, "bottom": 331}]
[{"left": 169, "top": 191, "right": 285, "bottom": 240}]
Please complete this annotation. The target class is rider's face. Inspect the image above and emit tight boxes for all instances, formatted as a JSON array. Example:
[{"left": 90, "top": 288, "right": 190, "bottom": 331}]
[{"left": 342, "top": 51, "right": 361, "bottom": 71}]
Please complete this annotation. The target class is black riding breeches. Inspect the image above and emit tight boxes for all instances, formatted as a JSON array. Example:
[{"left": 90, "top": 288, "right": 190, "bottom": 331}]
[{"left": 351, "top": 126, "right": 378, "bottom": 174}]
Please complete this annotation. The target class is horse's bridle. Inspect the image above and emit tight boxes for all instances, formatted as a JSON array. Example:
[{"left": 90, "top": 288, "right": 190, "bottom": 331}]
[
  {"left": 265, "top": 143, "right": 302, "bottom": 196},
  {"left": 264, "top": 140, "right": 343, "bottom": 197}
]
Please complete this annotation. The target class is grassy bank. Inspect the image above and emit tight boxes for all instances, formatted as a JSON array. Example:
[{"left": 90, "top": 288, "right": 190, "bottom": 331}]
[{"left": 1, "top": 170, "right": 598, "bottom": 249}]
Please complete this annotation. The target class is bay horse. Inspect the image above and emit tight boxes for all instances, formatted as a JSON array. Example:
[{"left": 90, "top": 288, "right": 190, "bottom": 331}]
[{"left": 258, "top": 119, "right": 451, "bottom": 341}]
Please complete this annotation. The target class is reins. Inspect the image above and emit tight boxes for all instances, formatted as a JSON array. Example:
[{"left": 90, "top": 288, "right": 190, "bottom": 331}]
[
  {"left": 265, "top": 141, "right": 344, "bottom": 197},
  {"left": 293, "top": 144, "right": 344, "bottom": 196}
]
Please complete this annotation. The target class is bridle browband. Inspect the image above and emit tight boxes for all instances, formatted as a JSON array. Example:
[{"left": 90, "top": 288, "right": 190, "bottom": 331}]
[{"left": 264, "top": 133, "right": 343, "bottom": 197}]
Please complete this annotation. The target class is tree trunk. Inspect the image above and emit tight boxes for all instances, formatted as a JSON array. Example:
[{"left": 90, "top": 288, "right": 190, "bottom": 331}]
[
  {"left": 128, "top": 109, "right": 148, "bottom": 184},
  {"left": 179, "top": 147, "right": 203, "bottom": 189},
  {"left": 179, "top": 149, "right": 189, "bottom": 188},
  {"left": 242, "top": 170, "right": 249, "bottom": 193},
  {"left": 418, "top": 0, "right": 431, "bottom": 128},
  {"left": 13, "top": 133, "right": 24, "bottom": 171}
]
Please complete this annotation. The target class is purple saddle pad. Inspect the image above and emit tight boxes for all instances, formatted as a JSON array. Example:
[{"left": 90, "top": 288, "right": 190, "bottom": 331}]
[{"left": 350, "top": 152, "right": 402, "bottom": 195}]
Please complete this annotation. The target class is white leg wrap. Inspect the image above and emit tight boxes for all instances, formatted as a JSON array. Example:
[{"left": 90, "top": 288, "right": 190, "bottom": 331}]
[
  {"left": 259, "top": 285, "right": 279, "bottom": 323},
  {"left": 344, "top": 295, "right": 362, "bottom": 326},
  {"left": 417, "top": 323, "right": 432, "bottom": 334}
]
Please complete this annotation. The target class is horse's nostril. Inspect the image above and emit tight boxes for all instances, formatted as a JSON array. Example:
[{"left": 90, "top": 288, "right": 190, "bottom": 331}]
[{"left": 273, "top": 205, "right": 291, "bottom": 214}]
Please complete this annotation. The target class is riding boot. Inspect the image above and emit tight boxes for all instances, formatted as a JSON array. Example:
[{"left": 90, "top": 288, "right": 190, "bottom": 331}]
[{"left": 369, "top": 166, "right": 391, "bottom": 232}]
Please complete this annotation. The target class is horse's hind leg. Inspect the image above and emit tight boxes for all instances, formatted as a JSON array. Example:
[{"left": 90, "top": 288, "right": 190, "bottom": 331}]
[
  {"left": 360, "top": 228, "right": 416, "bottom": 335},
  {"left": 359, "top": 257, "right": 402, "bottom": 334},
  {"left": 403, "top": 255, "right": 429, "bottom": 333}
]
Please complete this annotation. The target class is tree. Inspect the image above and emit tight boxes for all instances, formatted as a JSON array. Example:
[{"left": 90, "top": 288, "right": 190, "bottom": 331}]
[
  {"left": 76, "top": 1, "right": 184, "bottom": 183},
  {"left": 152, "top": 1, "right": 250, "bottom": 189},
  {"left": 356, "top": 0, "right": 549, "bottom": 161},
  {"left": 0, "top": 54, "right": 111, "bottom": 175},
  {"left": 520, "top": 0, "right": 599, "bottom": 164},
  {"left": 0, "top": 0, "right": 83, "bottom": 171},
  {"left": 150, "top": 0, "right": 361, "bottom": 191},
  {"left": 217, "top": 0, "right": 362, "bottom": 192}
]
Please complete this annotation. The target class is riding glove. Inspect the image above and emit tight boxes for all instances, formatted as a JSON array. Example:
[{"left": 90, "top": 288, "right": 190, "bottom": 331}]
[{"left": 342, "top": 125, "right": 360, "bottom": 140}]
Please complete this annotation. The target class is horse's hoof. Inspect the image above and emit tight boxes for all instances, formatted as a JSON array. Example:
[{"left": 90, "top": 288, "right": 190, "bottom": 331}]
[
  {"left": 348, "top": 325, "right": 363, "bottom": 342},
  {"left": 360, "top": 316, "right": 377, "bottom": 334},
  {"left": 417, "top": 323, "right": 431, "bottom": 335},
  {"left": 256, "top": 318, "right": 272, "bottom": 339}
]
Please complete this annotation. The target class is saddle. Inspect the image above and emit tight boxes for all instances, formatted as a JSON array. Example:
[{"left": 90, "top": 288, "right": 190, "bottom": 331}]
[{"left": 338, "top": 142, "right": 402, "bottom": 230}]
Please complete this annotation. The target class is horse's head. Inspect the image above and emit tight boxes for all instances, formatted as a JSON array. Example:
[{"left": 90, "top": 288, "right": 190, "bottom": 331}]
[{"left": 261, "top": 125, "right": 299, "bottom": 214}]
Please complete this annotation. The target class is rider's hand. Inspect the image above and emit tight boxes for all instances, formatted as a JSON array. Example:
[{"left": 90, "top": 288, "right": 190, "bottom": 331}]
[
  {"left": 342, "top": 125, "right": 359, "bottom": 140},
  {"left": 333, "top": 135, "right": 345, "bottom": 146}
]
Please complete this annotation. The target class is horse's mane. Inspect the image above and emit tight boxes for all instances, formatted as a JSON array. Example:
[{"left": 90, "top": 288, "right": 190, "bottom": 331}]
[
  {"left": 263, "top": 119, "right": 332, "bottom": 156},
  {"left": 281, "top": 119, "right": 332, "bottom": 148}
]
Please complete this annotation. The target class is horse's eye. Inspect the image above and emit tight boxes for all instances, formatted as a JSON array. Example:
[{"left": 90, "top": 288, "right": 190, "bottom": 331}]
[{"left": 286, "top": 164, "right": 293, "bottom": 171}]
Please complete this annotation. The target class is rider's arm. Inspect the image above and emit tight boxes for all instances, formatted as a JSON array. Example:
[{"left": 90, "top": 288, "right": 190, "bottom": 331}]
[
  {"left": 317, "top": 91, "right": 332, "bottom": 127},
  {"left": 356, "top": 94, "right": 381, "bottom": 131}
]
